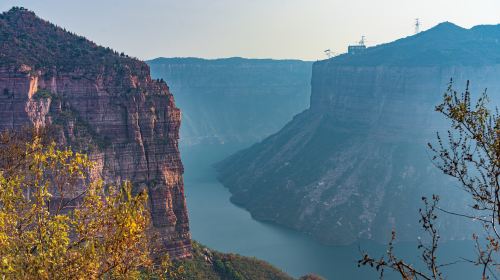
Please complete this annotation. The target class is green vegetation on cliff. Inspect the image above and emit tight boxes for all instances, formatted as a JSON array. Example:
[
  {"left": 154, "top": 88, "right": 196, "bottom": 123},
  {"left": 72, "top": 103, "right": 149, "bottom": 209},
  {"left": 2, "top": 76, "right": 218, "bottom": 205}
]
[
  {"left": 0, "top": 7, "right": 148, "bottom": 76},
  {"left": 173, "top": 242, "right": 294, "bottom": 280}
]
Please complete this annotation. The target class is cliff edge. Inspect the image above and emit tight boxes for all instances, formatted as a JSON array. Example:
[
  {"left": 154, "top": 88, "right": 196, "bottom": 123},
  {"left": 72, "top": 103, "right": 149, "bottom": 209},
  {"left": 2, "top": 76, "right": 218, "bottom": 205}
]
[{"left": 216, "top": 22, "right": 500, "bottom": 244}]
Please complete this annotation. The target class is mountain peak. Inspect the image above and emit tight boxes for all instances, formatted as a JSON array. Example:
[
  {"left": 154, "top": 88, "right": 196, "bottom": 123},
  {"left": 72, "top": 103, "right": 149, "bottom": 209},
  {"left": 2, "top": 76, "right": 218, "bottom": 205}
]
[
  {"left": 419, "top": 21, "right": 466, "bottom": 39},
  {"left": 431, "top": 21, "right": 464, "bottom": 30},
  {"left": 0, "top": 7, "right": 148, "bottom": 76},
  {"left": 5, "top": 6, "right": 36, "bottom": 17},
  {"left": 2, "top": 7, "right": 41, "bottom": 28}
]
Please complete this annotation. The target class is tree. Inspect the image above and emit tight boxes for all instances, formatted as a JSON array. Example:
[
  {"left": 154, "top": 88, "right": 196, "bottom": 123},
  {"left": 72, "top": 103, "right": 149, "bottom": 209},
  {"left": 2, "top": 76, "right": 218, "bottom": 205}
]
[
  {"left": 0, "top": 130, "right": 172, "bottom": 279},
  {"left": 299, "top": 274, "right": 326, "bottom": 280},
  {"left": 359, "top": 81, "right": 500, "bottom": 279}
]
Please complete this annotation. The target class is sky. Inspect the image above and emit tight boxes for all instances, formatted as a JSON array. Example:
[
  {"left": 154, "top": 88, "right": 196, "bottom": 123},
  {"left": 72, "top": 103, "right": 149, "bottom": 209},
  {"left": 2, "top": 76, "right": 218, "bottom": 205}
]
[{"left": 2, "top": 0, "right": 500, "bottom": 61}]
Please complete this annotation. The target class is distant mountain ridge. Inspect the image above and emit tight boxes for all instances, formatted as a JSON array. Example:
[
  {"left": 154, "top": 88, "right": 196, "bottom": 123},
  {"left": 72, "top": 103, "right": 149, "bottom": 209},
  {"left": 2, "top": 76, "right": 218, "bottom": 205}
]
[
  {"left": 216, "top": 22, "right": 500, "bottom": 245},
  {"left": 150, "top": 56, "right": 308, "bottom": 64},
  {"left": 147, "top": 57, "right": 312, "bottom": 148}
]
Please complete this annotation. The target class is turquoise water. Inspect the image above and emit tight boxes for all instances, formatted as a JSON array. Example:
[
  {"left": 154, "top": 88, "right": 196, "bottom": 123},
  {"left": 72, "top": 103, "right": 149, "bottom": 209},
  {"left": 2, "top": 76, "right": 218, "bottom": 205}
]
[{"left": 181, "top": 144, "right": 479, "bottom": 279}]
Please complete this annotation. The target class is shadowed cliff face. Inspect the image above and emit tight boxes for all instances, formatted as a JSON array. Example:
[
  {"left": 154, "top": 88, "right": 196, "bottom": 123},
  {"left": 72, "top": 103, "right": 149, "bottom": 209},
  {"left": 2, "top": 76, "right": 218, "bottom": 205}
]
[
  {"left": 147, "top": 57, "right": 312, "bottom": 148},
  {"left": 217, "top": 23, "right": 500, "bottom": 245},
  {"left": 0, "top": 8, "right": 191, "bottom": 258}
]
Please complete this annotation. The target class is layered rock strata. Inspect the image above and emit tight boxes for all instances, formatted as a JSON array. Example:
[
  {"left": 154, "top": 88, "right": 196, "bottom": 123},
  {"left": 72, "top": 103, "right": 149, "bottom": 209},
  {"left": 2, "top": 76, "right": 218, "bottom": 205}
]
[{"left": 0, "top": 7, "right": 191, "bottom": 258}]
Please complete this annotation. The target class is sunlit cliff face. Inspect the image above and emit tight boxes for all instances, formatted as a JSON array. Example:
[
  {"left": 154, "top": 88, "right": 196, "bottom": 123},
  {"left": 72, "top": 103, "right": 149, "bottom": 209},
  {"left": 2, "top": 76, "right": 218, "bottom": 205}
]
[{"left": 0, "top": 8, "right": 192, "bottom": 259}]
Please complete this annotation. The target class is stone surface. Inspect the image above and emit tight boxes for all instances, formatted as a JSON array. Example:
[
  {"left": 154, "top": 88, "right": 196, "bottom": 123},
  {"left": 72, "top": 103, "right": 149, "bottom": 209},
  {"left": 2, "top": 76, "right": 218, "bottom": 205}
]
[
  {"left": 217, "top": 22, "right": 500, "bottom": 245},
  {"left": 0, "top": 8, "right": 191, "bottom": 258}
]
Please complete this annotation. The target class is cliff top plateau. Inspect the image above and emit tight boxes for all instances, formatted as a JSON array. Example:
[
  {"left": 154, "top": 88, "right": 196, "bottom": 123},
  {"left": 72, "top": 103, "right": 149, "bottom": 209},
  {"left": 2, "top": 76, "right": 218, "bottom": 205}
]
[
  {"left": 327, "top": 22, "right": 500, "bottom": 66},
  {"left": 149, "top": 56, "right": 310, "bottom": 65}
]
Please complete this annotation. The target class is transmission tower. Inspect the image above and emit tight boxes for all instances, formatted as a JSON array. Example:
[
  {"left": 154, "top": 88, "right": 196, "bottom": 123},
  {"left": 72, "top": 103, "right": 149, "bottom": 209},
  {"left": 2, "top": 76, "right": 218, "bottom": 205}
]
[
  {"left": 324, "top": 49, "right": 333, "bottom": 59},
  {"left": 415, "top": 18, "right": 420, "bottom": 34},
  {"left": 359, "top": 36, "right": 366, "bottom": 46}
]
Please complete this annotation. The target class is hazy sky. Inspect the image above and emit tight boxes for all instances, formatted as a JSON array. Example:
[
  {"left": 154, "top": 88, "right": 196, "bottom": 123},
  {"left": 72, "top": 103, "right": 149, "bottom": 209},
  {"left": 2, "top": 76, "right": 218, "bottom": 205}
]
[{"left": 2, "top": 0, "right": 500, "bottom": 61}]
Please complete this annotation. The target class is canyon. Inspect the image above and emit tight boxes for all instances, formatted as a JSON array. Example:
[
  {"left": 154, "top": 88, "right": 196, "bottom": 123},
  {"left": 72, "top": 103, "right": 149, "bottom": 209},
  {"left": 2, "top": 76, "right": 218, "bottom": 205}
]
[
  {"left": 147, "top": 57, "right": 312, "bottom": 148},
  {"left": 217, "top": 22, "right": 500, "bottom": 245},
  {"left": 4, "top": 5, "right": 499, "bottom": 279}
]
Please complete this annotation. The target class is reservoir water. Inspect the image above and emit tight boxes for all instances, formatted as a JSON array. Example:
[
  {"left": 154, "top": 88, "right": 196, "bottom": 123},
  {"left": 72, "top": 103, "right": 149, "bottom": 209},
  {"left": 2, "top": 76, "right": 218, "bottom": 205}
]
[{"left": 182, "top": 143, "right": 479, "bottom": 279}]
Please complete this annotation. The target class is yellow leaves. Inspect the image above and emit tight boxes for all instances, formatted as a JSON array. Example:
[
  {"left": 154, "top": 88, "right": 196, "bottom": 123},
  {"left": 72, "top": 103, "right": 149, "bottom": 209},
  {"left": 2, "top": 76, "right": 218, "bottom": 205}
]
[
  {"left": 127, "top": 220, "right": 138, "bottom": 232},
  {"left": 449, "top": 102, "right": 467, "bottom": 123},
  {"left": 1, "top": 256, "right": 14, "bottom": 273},
  {"left": 0, "top": 134, "right": 160, "bottom": 280}
]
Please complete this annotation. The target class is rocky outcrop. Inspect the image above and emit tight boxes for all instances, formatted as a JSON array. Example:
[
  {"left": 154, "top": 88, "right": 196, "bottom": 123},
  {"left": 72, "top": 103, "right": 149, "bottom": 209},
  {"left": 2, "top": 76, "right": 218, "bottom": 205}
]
[
  {"left": 0, "top": 8, "right": 191, "bottom": 258},
  {"left": 217, "top": 22, "right": 500, "bottom": 244},
  {"left": 147, "top": 57, "right": 312, "bottom": 147}
]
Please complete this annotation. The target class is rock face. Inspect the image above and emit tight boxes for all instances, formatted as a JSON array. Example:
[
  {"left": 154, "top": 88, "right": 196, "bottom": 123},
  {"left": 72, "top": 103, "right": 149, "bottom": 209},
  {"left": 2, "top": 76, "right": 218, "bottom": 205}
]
[
  {"left": 217, "top": 22, "right": 500, "bottom": 244},
  {"left": 147, "top": 57, "right": 312, "bottom": 147},
  {"left": 0, "top": 7, "right": 191, "bottom": 258}
]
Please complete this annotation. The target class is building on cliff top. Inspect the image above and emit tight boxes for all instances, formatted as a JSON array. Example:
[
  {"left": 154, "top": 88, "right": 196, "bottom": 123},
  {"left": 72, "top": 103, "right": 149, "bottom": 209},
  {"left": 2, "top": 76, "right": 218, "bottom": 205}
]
[{"left": 348, "top": 36, "right": 367, "bottom": 55}]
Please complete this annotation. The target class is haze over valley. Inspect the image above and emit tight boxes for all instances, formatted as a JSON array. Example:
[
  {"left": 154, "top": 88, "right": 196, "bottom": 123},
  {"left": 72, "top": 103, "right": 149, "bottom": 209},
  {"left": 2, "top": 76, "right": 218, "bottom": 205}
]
[{"left": 2, "top": 1, "right": 500, "bottom": 280}]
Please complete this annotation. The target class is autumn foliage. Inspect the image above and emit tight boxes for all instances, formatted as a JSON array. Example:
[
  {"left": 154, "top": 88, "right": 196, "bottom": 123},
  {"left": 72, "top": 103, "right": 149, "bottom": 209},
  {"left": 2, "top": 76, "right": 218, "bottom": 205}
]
[{"left": 0, "top": 130, "right": 170, "bottom": 279}]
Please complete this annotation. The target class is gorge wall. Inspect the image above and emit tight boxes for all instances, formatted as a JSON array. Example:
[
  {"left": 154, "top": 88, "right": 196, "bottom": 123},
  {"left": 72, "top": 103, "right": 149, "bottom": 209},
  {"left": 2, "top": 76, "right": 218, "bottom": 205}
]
[
  {"left": 217, "top": 22, "right": 500, "bottom": 244},
  {"left": 0, "top": 8, "right": 191, "bottom": 258},
  {"left": 147, "top": 57, "right": 312, "bottom": 148}
]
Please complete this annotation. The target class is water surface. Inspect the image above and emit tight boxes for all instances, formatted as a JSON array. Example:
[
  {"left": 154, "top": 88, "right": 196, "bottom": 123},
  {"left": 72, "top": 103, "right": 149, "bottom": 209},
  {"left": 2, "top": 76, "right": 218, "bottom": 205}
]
[{"left": 182, "top": 143, "right": 479, "bottom": 279}]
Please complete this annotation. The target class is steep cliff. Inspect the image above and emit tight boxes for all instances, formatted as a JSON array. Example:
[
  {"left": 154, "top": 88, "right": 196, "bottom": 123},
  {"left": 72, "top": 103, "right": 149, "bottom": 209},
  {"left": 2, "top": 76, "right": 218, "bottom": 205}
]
[
  {"left": 0, "top": 7, "right": 191, "bottom": 258},
  {"left": 147, "top": 57, "right": 312, "bottom": 147},
  {"left": 217, "top": 22, "right": 500, "bottom": 244}
]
